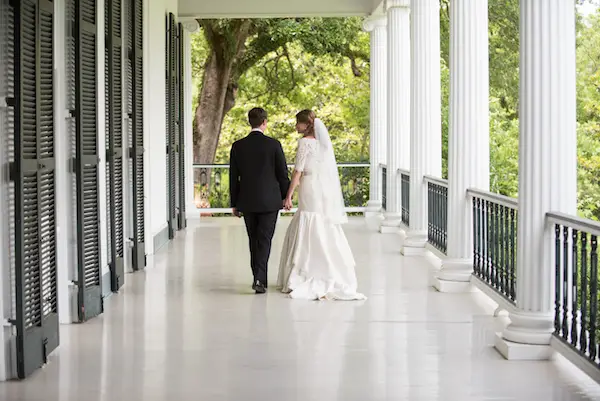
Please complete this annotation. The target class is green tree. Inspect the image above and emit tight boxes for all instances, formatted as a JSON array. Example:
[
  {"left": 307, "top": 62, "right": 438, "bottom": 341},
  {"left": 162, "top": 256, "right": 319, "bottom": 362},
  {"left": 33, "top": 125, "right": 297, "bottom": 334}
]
[{"left": 192, "top": 18, "right": 368, "bottom": 175}]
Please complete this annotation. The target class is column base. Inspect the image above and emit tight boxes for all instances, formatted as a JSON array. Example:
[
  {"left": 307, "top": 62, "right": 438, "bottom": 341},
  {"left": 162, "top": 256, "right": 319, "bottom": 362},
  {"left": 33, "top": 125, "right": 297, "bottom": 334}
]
[
  {"left": 379, "top": 212, "right": 402, "bottom": 234},
  {"left": 494, "top": 332, "right": 553, "bottom": 361},
  {"left": 433, "top": 258, "right": 474, "bottom": 293},
  {"left": 365, "top": 212, "right": 385, "bottom": 231},
  {"left": 380, "top": 225, "right": 400, "bottom": 234},
  {"left": 432, "top": 277, "right": 475, "bottom": 293},
  {"left": 365, "top": 199, "right": 382, "bottom": 214},
  {"left": 401, "top": 230, "right": 427, "bottom": 256},
  {"left": 435, "top": 258, "right": 473, "bottom": 281},
  {"left": 502, "top": 310, "right": 555, "bottom": 345},
  {"left": 365, "top": 211, "right": 384, "bottom": 219}
]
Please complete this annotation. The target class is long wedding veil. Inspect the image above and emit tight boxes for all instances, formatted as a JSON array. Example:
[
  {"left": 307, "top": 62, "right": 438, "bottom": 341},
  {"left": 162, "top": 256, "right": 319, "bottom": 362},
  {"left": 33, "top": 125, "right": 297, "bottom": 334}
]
[{"left": 313, "top": 118, "right": 348, "bottom": 225}]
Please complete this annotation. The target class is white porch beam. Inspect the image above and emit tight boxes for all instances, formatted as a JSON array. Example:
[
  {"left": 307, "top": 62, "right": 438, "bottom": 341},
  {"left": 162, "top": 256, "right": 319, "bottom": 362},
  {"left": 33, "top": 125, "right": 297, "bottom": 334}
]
[
  {"left": 380, "top": 0, "right": 410, "bottom": 234},
  {"left": 434, "top": 0, "right": 490, "bottom": 291},
  {"left": 402, "top": 0, "right": 442, "bottom": 254},
  {"left": 363, "top": 14, "right": 387, "bottom": 219},
  {"left": 177, "top": 0, "right": 379, "bottom": 19},
  {"left": 495, "top": 0, "right": 577, "bottom": 360}
]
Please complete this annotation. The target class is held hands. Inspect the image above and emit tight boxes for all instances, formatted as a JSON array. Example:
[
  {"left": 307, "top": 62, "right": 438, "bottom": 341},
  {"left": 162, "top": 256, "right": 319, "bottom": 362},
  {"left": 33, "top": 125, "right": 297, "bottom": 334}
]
[{"left": 283, "top": 197, "right": 293, "bottom": 211}]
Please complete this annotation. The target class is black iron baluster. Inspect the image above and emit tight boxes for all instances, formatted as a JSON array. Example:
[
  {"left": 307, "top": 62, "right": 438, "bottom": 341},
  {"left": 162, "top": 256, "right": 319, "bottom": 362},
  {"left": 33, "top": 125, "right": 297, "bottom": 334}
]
[
  {"left": 489, "top": 201, "right": 495, "bottom": 287},
  {"left": 503, "top": 206, "right": 510, "bottom": 298},
  {"left": 563, "top": 226, "right": 569, "bottom": 340},
  {"left": 483, "top": 200, "right": 489, "bottom": 283},
  {"left": 473, "top": 198, "right": 479, "bottom": 275},
  {"left": 589, "top": 235, "right": 598, "bottom": 360},
  {"left": 477, "top": 198, "right": 483, "bottom": 276},
  {"left": 572, "top": 229, "right": 579, "bottom": 347},
  {"left": 442, "top": 186, "right": 448, "bottom": 253},
  {"left": 433, "top": 184, "right": 440, "bottom": 249},
  {"left": 428, "top": 183, "right": 432, "bottom": 243},
  {"left": 581, "top": 232, "right": 588, "bottom": 354},
  {"left": 382, "top": 167, "right": 387, "bottom": 211},
  {"left": 555, "top": 224, "right": 562, "bottom": 336},
  {"left": 499, "top": 205, "right": 506, "bottom": 297},
  {"left": 510, "top": 208, "right": 516, "bottom": 300},
  {"left": 433, "top": 184, "right": 439, "bottom": 249},
  {"left": 478, "top": 198, "right": 483, "bottom": 277},
  {"left": 406, "top": 177, "right": 410, "bottom": 226},
  {"left": 493, "top": 203, "right": 499, "bottom": 290}
]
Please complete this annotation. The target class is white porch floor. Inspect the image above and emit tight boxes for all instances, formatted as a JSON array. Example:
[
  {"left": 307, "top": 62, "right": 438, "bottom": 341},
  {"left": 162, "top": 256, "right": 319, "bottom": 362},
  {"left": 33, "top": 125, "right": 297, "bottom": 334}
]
[{"left": 1, "top": 217, "right": 600, "bottom": 400}]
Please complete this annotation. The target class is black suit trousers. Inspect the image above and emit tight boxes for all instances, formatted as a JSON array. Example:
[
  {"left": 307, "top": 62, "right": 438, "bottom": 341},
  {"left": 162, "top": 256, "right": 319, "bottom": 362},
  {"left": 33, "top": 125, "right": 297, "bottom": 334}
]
[{"left": 243, "top": 211, "right": 279, "bottom": 285}]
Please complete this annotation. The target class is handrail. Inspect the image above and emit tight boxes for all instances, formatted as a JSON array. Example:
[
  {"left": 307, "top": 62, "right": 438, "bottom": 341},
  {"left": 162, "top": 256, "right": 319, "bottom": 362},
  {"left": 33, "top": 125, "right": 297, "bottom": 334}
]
[
  {"left": 193, "top": 163, "right": 369, "bottom": 169},
  {"left": 397, "top": 168, "right": 410, "bottom": 176},
  {"left": 424, "top": 175, "right": 448, "bottom": 187},
  {"left": 546, "top": 212, "right": 600, "bottom": 237},
  {"left": 467, "top": 188, "right": 518, "bottom": 209}
]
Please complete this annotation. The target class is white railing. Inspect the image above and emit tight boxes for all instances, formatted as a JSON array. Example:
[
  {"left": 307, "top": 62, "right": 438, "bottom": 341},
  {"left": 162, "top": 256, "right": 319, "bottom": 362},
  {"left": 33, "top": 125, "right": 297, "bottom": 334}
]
[
  {"left": 388, "top": 170, "right": 600, "bottom": 383},
  {"left": 193, "top": 163, "right": 370, "bottom": 214},
  {"left": 467, "top": 188, "right": 518, "bottom": 209}
]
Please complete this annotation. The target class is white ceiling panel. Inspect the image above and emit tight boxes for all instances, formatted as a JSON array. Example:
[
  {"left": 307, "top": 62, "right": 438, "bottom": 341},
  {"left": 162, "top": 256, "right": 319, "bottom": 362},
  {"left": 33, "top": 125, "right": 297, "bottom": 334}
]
[{"left": 178, "top": 0, "right": 382, "bottom": 19}]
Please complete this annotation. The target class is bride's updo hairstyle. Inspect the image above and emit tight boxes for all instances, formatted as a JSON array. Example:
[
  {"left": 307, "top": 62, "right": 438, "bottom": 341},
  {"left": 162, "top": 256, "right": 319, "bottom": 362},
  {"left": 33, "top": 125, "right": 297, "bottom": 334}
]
[{"left": 296, "top": 109, "right": 316, "bottom": 137}]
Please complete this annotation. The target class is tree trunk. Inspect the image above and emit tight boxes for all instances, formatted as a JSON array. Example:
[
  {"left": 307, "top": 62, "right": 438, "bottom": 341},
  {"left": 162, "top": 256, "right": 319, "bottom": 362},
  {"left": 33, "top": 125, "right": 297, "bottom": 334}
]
[
  {"left": 194, "top": 53, "right": 233, "bottom": 165},
  {"left": 193, "top": 52, "right": 234, "bottom": 202}
]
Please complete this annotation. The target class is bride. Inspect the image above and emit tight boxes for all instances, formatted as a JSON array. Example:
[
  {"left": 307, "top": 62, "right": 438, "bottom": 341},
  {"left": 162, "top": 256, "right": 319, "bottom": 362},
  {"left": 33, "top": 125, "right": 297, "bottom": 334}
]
[{"left": 276, "top": 110, "right": 366, "bottom": 301}]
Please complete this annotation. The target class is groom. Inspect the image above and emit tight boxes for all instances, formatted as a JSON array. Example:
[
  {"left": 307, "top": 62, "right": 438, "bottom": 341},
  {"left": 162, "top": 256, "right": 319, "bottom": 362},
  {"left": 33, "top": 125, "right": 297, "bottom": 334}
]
[{"left": 229, "top": 107, "right": 290, "bottom": 294}]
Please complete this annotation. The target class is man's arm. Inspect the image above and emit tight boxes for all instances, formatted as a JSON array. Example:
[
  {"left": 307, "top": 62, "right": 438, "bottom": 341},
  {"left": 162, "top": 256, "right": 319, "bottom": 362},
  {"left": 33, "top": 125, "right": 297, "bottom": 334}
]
[
  {"left": 229, "top": 145, "right": 240, "bottom": 213},
  {"left": 275, "top": 141, "right": 290, "bottom": 201}
]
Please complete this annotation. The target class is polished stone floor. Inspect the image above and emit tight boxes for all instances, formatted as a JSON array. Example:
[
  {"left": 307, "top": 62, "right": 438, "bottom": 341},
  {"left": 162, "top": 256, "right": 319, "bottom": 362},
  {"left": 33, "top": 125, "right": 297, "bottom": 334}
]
[{"left": 1, "top": 217, "right": 600, "bottom": 400}]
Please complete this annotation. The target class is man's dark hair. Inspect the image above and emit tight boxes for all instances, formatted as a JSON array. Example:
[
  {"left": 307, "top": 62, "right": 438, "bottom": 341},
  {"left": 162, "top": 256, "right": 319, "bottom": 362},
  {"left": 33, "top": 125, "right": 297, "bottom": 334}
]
[{"left": 248, "top": 107, "right": 268, "bottom": 129}]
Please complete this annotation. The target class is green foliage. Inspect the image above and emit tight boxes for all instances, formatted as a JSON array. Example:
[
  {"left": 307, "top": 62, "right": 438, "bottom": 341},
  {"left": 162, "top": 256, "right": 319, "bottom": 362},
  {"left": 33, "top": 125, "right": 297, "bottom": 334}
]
[
  {"left": 192, "top": 3, "right": 600, "bottom": 221},
  {"left": 214, "top": 39, "right": 370, "bottom": 165}
]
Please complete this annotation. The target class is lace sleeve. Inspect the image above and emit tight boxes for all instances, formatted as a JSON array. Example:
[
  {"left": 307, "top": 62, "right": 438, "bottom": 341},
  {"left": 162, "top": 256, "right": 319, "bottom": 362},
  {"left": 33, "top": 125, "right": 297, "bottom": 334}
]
[{"left": 294, "top": 139, "right": 310, "bottom": 172}]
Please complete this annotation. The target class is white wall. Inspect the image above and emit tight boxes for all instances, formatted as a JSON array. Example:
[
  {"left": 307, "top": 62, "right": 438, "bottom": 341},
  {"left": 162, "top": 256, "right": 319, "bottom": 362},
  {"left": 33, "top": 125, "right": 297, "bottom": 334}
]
[
  {"left": 54, "top": 0, "right": 76, "bottom": 325},
  {"left": 0, "top": 0, "right": 12, "bottom": 379},
  {"left": 144, "top": 0, "right": 179, "bottom": 254},
  {"left": 97, "top": 0, "right": 110, "bottom": 287}
]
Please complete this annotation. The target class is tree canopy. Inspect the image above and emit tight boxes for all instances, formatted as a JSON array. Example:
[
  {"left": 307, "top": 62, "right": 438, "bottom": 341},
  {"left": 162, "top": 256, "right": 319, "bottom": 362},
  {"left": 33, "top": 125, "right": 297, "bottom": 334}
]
[{"left": 191, "top": 1, "right": 600, "bottom": 220}]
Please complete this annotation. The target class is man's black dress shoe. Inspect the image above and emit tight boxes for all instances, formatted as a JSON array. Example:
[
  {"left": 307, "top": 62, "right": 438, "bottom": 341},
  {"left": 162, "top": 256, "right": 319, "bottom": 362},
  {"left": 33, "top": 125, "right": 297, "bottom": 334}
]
[{"left": 253, "top": 280, "right": 266, "bottom": 294}]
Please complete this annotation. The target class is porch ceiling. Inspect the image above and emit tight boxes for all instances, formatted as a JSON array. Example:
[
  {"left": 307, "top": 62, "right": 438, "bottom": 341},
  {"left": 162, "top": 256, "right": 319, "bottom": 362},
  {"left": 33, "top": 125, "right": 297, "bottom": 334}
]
[{"left": 178, "top": 0, "right": 382, "bottom": 19}]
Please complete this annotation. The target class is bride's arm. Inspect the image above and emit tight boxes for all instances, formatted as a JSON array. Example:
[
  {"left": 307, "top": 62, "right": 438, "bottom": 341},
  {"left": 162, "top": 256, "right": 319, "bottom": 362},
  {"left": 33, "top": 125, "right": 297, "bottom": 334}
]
[
  {"left": 285, "top": 170, "right": 302, "bottom": 202},
  {"left": 284, "top": 139, "right": 307, "bottom": 207}
]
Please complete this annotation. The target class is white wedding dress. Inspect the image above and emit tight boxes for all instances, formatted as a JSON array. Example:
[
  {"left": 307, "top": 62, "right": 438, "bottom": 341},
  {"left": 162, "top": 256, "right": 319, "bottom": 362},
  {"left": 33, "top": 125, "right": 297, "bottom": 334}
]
[{"left": 276, "top": 129, "right": 366, "bottom": 301}]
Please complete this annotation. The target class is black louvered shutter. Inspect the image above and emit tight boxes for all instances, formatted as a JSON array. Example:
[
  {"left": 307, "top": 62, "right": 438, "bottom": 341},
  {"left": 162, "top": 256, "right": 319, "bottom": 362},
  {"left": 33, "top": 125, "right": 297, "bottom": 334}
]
[
  {"left": 177, "top": 23, "right": 186, "bottom": 230},
  {"left": 105, "top": 0, "right": 124, "bottom": 291},
  {"left": 166, "top": 13, "right": 177, "bottom": 239},
  {"left": 8, "top": 0, "right": 60, "bottom": 379},
  {"left": 130, "top": 0, "right": 145, "bottom": 269},
  {"left": 73, "top": 0, "right": 103, "bottom": 321}
]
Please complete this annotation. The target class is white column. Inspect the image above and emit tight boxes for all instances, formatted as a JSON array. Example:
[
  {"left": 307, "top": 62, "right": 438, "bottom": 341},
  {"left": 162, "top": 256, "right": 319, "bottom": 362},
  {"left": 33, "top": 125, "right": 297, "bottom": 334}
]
[
  {"left": 434, "top": 0, "right": 490, "bottom": 292},
  {"left": 496, "top": 0, "right": 577, "bottom": 360},
  {"left": 364, "top": 15, "right": 387, "bottom": 219},
  {"left": 402, "top": 0, "right": 442, "bottom": 254},
  {"left": 380, "top": 0, "right": 410, "bottom": 234},
  {"left": 182, "top": 20, "right": 198, "bottom": 219}
]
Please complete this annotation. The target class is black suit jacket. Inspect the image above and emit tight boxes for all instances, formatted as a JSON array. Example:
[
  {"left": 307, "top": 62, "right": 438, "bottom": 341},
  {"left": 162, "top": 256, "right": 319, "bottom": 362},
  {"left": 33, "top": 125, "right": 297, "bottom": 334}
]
[{"left": 229, "top": 131, "right": 290, "bottom": 213}]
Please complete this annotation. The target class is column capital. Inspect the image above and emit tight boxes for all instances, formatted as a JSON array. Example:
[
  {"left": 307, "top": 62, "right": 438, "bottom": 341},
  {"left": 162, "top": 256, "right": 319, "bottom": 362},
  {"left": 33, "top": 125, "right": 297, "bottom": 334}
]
[
  {"left": 181, "top": 20, "right": 200, "bottom": 33},
  {"left": 385, "top": 0, "right": 410, "bottom": 10},
  {"left": 363, "top": 14, "right": 387, "bottom": 32}
]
